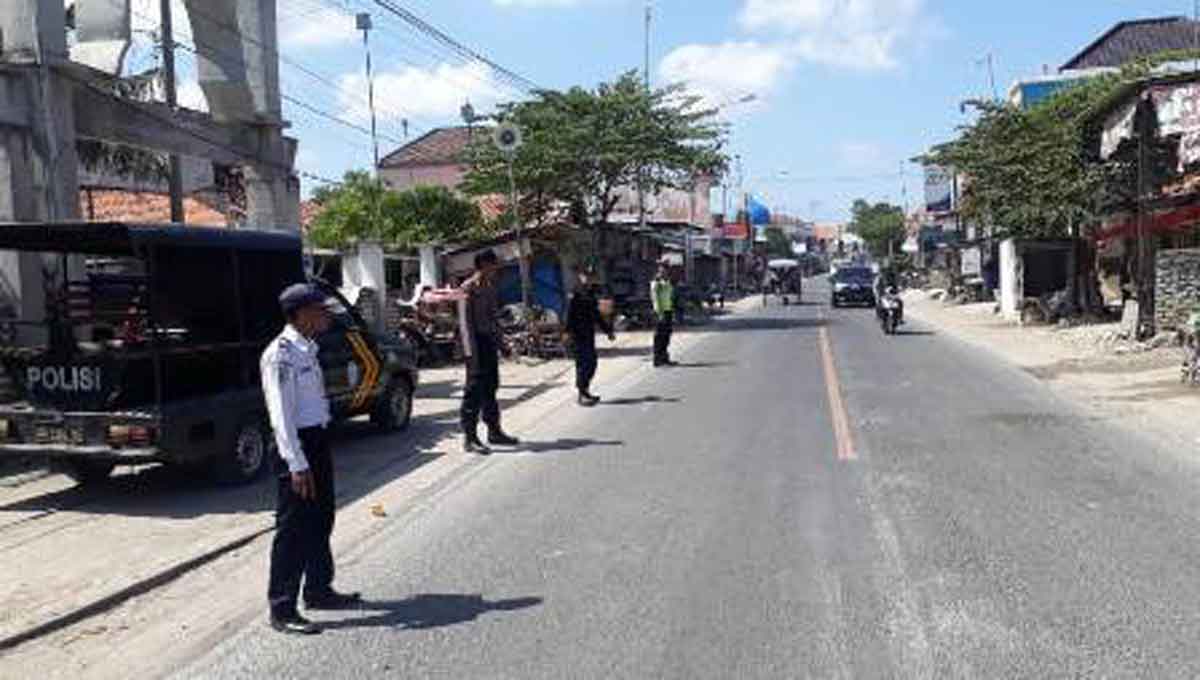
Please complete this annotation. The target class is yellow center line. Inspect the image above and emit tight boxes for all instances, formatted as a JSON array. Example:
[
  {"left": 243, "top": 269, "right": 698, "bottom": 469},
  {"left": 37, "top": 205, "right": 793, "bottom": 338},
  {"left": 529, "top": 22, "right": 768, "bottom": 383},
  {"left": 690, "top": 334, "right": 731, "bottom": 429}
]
[{"left": 819, "top": 326, "right": 857, "bottom": 462}]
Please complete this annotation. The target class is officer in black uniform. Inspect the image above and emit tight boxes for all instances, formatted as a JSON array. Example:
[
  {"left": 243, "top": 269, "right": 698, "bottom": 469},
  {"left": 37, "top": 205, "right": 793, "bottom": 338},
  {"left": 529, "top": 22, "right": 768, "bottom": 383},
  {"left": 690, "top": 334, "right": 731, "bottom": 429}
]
[
  {"left": 459, "top": 250, "right": 520, "bottom": 454},
  {"left": 261, "top": 283, "right": 361, "bottom": 635},
  {"left": 566, "top": 269, "right": 615, "bottom": 406}
]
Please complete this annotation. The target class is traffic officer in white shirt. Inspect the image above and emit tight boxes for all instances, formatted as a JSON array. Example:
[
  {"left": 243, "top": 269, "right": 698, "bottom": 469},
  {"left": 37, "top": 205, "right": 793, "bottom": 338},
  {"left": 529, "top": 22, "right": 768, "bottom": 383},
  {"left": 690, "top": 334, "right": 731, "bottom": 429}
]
[{"left": 261, "top": 283, "right": 361, "bottom": 635}]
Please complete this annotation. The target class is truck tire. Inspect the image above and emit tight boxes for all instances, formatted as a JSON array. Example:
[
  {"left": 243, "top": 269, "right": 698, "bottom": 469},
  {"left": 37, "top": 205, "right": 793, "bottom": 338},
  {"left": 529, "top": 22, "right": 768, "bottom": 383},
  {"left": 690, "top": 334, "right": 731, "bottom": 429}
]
[
  {"left": 214, "top": 418, "right": 271, "bottom": 485},
  {"left": 62, "top": 460, "right": 115, "bottom": 485},
  {"left": 372, "top": 376, "right": 413, "bottom": 432}
]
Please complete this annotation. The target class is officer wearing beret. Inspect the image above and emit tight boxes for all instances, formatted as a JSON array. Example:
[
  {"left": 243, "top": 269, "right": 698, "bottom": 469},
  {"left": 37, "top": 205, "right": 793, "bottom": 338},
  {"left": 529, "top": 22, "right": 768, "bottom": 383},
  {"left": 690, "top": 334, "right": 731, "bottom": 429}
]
[
  {"left": 458, "top": 249, "right": 520, "bottom": 453},
  {"left": 261, "top": 283, "right": 361, "bottom": 635}
]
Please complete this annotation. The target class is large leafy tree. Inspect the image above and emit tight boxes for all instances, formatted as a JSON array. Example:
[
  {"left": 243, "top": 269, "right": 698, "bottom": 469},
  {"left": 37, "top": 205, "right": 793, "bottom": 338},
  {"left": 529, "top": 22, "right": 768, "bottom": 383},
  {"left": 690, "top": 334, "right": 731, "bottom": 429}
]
[
  {"left": 461, "top": 71, "right": 728, "bottom": 233},
  {"left": 308, "top": 171, "right": 488, "bottom": 249},
  {"left": 920, "top": 52, "right": 1190, "bottom": 240},
  {"left": 849, "top": 199, "right": 906, "bottom": 257}
]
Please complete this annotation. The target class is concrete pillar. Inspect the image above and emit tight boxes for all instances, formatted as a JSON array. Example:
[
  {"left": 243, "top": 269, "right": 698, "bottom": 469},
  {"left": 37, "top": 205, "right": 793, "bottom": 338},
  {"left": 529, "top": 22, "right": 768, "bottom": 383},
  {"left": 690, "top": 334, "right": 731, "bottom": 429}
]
[
  {"left": 0, "top": 0, "right": 67, "bottom": 64},
  {"left": 343, "top": 241, "right": 385, "bottom": 333},
  {"left": 418, "top": 245, "right": 440, "bottom": 289},
  {"left": 999, "top": 238, "right": 1021, "bottom": 322},
  {"left": 71, "top": 0, "right": 132, "bottom": 74},
  {"left": 1, "top": 2, "right": 79, "bottom": 345},
  {"left": 185, "top": 0, "right": 295, "bottom": 232}
]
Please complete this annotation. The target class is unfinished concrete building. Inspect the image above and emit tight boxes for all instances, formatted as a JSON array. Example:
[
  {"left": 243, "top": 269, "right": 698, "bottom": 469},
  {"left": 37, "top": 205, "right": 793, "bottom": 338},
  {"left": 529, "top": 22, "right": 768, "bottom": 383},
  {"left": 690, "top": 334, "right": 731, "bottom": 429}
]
[{"left": 0, "top": 0, "right": 299, "bottom": 330}]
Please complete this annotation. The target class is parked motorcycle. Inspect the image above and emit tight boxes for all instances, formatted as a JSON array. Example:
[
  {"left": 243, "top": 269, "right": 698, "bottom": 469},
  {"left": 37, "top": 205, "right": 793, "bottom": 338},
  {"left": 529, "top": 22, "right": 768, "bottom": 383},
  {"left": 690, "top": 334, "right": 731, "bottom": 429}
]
[{"left": 878, "top": 288, "right": 902, "bottom": 335}]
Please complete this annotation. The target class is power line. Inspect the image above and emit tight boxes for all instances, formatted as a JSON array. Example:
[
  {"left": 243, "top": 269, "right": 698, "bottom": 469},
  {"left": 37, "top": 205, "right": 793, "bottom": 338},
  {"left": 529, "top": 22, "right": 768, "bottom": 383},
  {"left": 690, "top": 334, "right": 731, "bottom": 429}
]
[
  {"left": 371, "top": 0, "right": 544, "bottom": 93},
  {"left": 116, "top": 0, "right": 428, "bottom": 141},
  {"left": 318, "top": 0, "right": 530, "bottom": 101}
]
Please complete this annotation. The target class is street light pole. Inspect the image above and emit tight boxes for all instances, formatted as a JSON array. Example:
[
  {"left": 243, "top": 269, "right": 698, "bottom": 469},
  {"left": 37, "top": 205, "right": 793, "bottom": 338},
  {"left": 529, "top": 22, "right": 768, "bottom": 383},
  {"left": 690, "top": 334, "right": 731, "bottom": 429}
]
[
  {"left": 638, "top": 1, "right": 652, "bottom": 233},
  {"left": 357, "top": 13, "right": 381, "bottom": 172}
]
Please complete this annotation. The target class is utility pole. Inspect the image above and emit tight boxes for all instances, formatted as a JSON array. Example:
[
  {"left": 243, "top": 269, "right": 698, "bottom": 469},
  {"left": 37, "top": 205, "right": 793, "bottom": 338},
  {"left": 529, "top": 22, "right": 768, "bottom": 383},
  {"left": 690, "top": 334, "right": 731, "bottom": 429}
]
[
  {"left": 160, "top": 0, "right": 184, "bottom": 224},
  {"left": 637, "top": 0, "right": 651, "bottom": 232},
  {"left": 357, "top": 13, "right": 381, "bottom": 172}
]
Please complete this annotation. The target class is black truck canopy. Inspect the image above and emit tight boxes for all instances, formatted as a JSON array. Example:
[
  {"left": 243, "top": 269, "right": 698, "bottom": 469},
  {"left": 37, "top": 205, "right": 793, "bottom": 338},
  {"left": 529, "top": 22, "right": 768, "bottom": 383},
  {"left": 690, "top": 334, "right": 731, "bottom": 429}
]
[{"left": 0, "top": 221, "right": 302, "bottom": 256}]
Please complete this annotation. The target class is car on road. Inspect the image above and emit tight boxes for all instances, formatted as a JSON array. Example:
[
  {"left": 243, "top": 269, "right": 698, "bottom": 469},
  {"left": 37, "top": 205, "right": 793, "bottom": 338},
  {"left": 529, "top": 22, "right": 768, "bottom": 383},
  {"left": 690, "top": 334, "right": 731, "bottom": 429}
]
[
  {"left": 0, "top": 222, "right": 418, "bottom": 486},
  {"left": 830, "top": 266, "right": 876, "bottom": 308}
]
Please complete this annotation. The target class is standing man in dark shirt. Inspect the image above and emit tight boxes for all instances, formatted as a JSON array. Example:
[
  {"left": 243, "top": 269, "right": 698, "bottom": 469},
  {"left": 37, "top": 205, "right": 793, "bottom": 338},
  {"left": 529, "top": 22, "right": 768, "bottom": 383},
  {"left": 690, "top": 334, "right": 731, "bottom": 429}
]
[
  {"left": 458, "top": 249, "right": 520, "bottom": 454},
  {"left": 566, "top": 269, "right": 615, "bottom": 406}
]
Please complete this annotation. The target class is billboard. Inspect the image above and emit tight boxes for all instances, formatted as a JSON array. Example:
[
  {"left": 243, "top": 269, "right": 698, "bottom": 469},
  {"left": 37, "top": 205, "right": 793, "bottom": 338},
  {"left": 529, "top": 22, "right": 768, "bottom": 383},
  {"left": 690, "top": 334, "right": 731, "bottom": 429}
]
[{"left": 924, "top": 165, "right": 954, "bottom": 214}]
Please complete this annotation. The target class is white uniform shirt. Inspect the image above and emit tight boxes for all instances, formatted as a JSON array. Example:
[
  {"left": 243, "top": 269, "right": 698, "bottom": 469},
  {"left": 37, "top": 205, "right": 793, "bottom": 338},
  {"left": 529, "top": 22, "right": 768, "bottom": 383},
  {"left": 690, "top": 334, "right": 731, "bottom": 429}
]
[{"left": 260, "top": 325, "right": 331, "bottom": 473}]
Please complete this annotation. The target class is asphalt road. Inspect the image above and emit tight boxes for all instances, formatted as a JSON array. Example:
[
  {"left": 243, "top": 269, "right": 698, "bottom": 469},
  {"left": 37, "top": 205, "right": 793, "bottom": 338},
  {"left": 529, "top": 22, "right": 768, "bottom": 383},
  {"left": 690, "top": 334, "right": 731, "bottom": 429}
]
[{"left": 178, "top": 282, "right": 1200, "bottom": 679}]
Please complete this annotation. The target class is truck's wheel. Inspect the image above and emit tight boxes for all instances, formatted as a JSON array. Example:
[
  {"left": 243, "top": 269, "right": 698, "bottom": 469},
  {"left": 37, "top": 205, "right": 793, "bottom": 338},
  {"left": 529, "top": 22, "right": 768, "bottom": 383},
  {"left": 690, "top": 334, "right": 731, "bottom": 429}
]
[
  {"left": 214, "top": 419, "right": 270, "bottom": 485},
  {"left": 62, "top": 460, "right": 115, "bottom": 485},
  {"left": 372, "top": 376, "right": 413, "bottom": 432}
]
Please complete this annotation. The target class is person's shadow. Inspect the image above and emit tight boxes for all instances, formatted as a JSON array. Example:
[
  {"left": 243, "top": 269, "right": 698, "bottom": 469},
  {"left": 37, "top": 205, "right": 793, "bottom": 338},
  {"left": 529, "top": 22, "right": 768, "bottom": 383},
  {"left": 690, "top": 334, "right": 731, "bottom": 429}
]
[
  {"left": 320, "top": 593, "right": 543, "bottom": 631},
  {"left": 599, "top": 396, "right": 681, "bottom": 406},
  {"left": 517, "top": 438, "right": 623, "bottom": 454}
]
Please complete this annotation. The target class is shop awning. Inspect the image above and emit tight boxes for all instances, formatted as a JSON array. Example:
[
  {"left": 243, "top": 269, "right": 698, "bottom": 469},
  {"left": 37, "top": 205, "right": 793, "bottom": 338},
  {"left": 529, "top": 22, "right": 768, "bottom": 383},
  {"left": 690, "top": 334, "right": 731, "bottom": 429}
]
[{"left": 1095, "top": 202, "right": 1200, "bottom": 241}]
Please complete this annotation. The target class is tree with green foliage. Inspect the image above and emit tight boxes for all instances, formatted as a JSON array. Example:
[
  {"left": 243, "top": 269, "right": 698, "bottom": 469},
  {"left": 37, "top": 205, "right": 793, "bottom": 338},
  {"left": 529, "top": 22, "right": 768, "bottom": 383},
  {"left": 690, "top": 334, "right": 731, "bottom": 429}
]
[
  {"left": 919, "top": 51, "right": 1192, "bottom": 240},
  {"left": 849, "top": 199, "right": 906, "bottom": 257},
  {"left": 461, "top": 71, "right": 727, "bottom": 235},
  {"left": 764, "top": 227, "right": 794, "bottom": 259},
  {"left": 307, "top": 171, "right": 488, "bottom": 250}
]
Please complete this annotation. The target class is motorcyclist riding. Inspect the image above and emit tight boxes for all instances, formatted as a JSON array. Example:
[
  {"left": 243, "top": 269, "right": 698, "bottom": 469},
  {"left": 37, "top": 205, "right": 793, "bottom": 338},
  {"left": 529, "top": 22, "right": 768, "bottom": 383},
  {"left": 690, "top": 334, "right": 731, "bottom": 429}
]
[{"left": 874, "top": 265, "right": 903, "bottom": 325}]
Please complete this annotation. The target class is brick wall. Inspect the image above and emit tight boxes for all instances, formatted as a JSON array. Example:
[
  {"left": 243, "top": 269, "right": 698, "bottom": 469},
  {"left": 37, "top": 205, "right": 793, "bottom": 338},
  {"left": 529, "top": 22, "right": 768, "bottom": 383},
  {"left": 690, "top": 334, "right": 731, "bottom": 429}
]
[{"left": 1155, "top": 248, "right": 1200, "bottom": 330}]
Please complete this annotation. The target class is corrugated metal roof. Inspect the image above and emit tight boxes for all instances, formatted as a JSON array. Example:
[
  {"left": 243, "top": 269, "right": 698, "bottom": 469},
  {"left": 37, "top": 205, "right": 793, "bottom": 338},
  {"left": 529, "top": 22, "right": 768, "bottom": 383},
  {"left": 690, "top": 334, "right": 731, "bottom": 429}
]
[{"left": 1062, "top": 16, "right": 1200, "bottom": 71}]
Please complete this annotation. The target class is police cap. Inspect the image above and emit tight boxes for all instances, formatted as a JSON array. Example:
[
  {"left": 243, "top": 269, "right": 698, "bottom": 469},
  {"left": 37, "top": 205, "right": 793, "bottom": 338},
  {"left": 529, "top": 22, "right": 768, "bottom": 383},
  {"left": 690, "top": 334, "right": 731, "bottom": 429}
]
[{"left": 279, "top": 283, "right": 326, "bottom": 315}]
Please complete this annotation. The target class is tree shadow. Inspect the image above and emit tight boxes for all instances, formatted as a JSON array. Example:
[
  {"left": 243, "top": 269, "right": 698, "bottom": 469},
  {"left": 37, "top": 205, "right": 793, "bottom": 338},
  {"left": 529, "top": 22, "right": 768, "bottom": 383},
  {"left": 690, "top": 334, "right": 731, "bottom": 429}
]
[{"left": 319, "top": 593, "right": 543, "bottom": 631}]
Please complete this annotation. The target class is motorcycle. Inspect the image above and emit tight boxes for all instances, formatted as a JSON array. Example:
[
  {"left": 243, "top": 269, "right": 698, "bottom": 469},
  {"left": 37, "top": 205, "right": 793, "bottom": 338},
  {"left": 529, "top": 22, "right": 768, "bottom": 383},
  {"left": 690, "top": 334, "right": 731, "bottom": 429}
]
[{"left": 877, "top": 287, "right": 902, "bottom": 335}]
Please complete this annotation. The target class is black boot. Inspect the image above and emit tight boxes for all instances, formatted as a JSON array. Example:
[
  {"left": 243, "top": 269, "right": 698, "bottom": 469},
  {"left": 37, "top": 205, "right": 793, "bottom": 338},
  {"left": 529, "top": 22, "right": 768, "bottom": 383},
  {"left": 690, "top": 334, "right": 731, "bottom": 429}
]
[
  {"left": 463, "top": 425, "right": 490, "bottom": 454},
  {"left": 488, "top": 426, "right": 520, "bottom": 446}
]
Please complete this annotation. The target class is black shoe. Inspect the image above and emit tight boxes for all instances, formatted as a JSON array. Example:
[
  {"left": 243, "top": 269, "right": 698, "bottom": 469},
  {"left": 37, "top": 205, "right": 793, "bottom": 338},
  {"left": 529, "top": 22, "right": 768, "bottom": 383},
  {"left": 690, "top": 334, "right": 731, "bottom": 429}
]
[
  {"left": 488, "top": 431, "right": 520, "bottom": 446},
  {"left": 304, "top": 590, "right": 362, "bottom": 610},
  {"left": 464, "top": 436, "right": 491, "bottom": 454},
  {"left": 270, "top": 613, "right": 321, "bottom": 635},
  {"left": 585, "top": 392, "right": 601, "bottom": 404},
  {"left": 578, "top": 393, "right": 600, "bottom": 406}
]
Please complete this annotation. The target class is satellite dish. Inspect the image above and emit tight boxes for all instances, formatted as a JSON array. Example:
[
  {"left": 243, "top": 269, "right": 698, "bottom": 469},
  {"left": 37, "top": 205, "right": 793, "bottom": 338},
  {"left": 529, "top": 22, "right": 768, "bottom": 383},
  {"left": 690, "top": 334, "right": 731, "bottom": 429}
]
[{"left": 493, "top": 123, "right": 523, "bottom": 154}]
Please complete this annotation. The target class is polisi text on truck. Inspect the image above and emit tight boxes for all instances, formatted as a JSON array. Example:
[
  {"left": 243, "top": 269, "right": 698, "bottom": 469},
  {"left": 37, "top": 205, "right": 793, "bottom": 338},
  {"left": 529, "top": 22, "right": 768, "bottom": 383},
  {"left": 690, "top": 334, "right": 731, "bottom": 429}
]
[{"left": 27, "top": 365, "right": 103, "bottom": 393}]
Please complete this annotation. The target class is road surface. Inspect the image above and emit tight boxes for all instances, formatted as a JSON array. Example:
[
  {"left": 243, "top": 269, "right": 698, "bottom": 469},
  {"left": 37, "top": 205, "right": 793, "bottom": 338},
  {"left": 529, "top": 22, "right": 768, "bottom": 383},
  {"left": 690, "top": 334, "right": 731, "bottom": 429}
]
[{"left": 178, "top": 282, "right": 1200, "bottom": 679}]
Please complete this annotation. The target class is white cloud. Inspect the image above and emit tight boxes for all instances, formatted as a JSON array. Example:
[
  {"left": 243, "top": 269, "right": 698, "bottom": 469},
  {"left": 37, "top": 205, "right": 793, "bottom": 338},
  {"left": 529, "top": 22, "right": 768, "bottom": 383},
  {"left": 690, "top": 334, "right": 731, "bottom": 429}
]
[
  {"left": 658, "top": 42, "right": 791, "bottom": 112},
  {"left": 279, "top": 6, "right": 358, "bottom": 48},
  {"left": 337, "top": 62, "right": 508, "bottom": 124},
  {"left": 738, "top": 0, "right": 930, "bottom": 71}
]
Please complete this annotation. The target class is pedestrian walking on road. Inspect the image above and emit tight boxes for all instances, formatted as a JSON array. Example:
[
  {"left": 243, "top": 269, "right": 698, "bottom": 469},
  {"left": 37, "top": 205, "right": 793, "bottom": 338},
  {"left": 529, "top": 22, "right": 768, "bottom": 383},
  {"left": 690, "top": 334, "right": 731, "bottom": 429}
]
[
  {"left": 651, "top": 263, "right": 676, "bottom": 367},
  {"left": 458, "top": 249, "right": 520, "bottom": 454},
  {"left": 566, "top": 269, "right": 615, "bottom": 406},
  {"left": 261, "top": 283, "right": 362, "bottom": 636}
]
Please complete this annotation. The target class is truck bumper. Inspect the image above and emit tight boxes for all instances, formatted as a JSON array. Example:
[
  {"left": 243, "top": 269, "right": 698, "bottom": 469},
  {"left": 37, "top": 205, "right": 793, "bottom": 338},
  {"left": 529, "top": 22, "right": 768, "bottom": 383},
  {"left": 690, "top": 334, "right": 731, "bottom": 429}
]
[{"left": 0, "top": 408, "right": 163, "bottom": 463}]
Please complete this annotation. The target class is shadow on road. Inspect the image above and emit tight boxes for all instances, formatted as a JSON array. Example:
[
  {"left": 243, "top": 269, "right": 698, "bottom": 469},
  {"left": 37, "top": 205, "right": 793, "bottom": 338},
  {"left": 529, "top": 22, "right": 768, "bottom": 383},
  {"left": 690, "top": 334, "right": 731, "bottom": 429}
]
[
  {"left": 320, "top": 593, "right": 543, "bottom": 631},
  {"left": 510, "top": 438, "right": 623, "bottom": 454},
  {"left": 697, "top": 317, "right": 827, "bottom": 333},
  {"left": 598, "top": 395, "right": 681, "bottom": 406},
  {"left": 668, "top": 361, "right": 736, "bottom": 369},
  {"left": 894, "top": 330, "right": 936, "bottom": 337},
  {"left": 599, "top": 345, "right": 653, "bottom": 359}
]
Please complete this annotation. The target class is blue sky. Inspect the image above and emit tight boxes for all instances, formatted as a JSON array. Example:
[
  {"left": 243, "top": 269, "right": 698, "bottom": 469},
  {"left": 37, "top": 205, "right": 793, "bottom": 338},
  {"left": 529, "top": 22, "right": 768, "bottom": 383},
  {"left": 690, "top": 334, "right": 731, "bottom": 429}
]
[{"left": 129, "top": 1, "right": 1200, "bottom": 222}]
